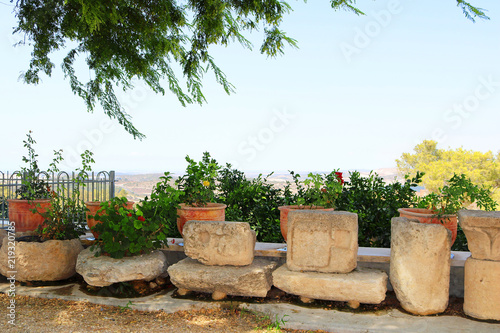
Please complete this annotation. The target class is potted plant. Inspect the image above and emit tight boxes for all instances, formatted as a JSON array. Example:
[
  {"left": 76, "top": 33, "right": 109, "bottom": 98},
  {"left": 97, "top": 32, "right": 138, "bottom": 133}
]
[
  {"left": 398, "top": 173, "right": 497, "bottom": 245},
  {"left": 7, "top": 131, "right": 62, "bottom": 232},
  {"left": 279, "top": 170, "right": 344, "bottom": 241},
  {"left": 86, "top": 200, "right": 134, "bottom": 238},
  {"left": 0, "top": 150, "right": 93, "bottom": 281},
  {"left": 77, "top": 196, "right": 169, "bottom": 287},
  {"left": 175, "top": 152, "right": 226, "bottom": 235}
]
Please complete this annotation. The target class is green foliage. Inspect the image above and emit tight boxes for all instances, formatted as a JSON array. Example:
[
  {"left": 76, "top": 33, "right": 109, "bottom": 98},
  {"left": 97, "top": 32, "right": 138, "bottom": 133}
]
[
  {"left": 216, "top": 165, "right": 285, "bottom": 243},
  {"left": 417, "top": 173, "right": 498, "bottom": 215},
  {"left": 139, "top": 172, "right": 183, "bottom": 239},
  {"left": 16, "top": 131, "right": 63, "bottom": 200},
  {"left": 336, "top": 171, "right": 423, "bottom": 248},
  {"left": 35, "top": 150, "right": 95, "bottom": 240},
  {"left": 295, "top": 171, "right": 344, "bottom": 208},
  {"left": 396, "top": 140, "right": 500, "bottom": 207},
  {"left": 90, "top": 197, "right": 170, "bottom": 258},
  {"left": 11, "top": 1, "right": 487, "bottom": 139},
  {"left": 176, "top": 152, "right": 220, "bottom": 207}
]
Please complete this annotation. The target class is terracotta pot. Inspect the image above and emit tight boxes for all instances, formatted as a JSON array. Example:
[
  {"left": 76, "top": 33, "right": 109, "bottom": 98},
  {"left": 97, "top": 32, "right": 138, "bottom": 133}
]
[
  {"left": 85, "top": 200, "right": 134, "bottom": 238},
  {"left": 278, "top": 205, "right": 334, "bottom": 242},
  {"left": 398, "top": 208, "right": 458, "bottom": 245},
  {"left": 7, "top": 199, "right": 51, "bottom": 232},
  {"left": 176, "top": 203, "right": 227, "bottom": 235}
]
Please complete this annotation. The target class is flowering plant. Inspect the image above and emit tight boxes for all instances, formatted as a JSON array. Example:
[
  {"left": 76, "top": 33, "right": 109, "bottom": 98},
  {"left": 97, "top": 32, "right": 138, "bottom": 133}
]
[
  {"left": 175, "top": 152, "right": 220, "bottom": 206},
  {"left": 294, "top": 170, "right": 344, "bottom": 209},
  {"left": 90, "top": 197, "right": 169, "bottom": 258}
]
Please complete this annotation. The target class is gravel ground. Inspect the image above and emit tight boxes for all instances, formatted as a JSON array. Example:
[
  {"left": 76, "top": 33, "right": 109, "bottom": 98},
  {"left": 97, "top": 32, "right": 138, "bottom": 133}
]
[{"left": 0, "top": 294, "right": 326, "bottom": 333}]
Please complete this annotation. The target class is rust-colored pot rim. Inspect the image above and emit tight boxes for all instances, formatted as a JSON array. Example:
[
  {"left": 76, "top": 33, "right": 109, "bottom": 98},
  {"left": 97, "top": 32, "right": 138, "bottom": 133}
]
[
  {"left": 178, "top": 202, "right": 227, "bottom": 211},
  {"left": 398, "top": 208, "right": 456, "bottom": 218},
  {"left": 7, "top": 198, "right": 51, "bottom": 203}
]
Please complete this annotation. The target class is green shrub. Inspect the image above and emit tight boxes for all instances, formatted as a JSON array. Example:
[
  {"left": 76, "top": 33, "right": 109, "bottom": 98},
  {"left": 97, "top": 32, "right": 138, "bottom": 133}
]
[
  {"left": 217, "top": 165, "right": 285, "bottom": 243},
  {"left": 336, "top": 171, "right": 422, "bottom": 248}
]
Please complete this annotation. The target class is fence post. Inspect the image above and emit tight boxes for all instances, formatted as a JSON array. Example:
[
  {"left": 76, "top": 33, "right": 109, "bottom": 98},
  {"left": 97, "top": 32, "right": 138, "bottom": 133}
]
[{"left": 109, "top": 170, "right": 115, "bottom": 199}]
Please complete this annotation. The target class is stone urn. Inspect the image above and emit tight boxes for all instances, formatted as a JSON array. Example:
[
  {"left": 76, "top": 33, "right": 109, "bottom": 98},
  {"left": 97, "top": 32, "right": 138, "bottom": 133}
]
[
  {"left": 0, "top": 237, "right": 83, "bottom": 282},
  {"left": 176, "top": 203, "right": 226, "bottom": 236},
  {"left": 278, "top": 205, "right": 334, "bottom": 241}
]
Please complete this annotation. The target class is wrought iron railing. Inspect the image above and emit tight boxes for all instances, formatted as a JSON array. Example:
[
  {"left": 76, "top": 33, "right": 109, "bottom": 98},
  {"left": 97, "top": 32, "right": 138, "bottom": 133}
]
[{"left": 0, "top": 171, "right": 115, "bottom": 228}]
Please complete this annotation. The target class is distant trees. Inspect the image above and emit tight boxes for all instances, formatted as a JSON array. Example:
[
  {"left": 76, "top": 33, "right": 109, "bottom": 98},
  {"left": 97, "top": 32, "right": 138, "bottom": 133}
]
[{"left": 396, "top": 140, "right": 500, "bottom": 204}]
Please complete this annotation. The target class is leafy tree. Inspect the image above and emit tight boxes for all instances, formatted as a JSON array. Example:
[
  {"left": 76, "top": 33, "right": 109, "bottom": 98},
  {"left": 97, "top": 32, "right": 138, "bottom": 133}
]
[
  {"left": 10, "top": 1, "right": 489, "bottom": 138},
  {"left": 396, "top": 140, "right": 500, "bottom": 204}
]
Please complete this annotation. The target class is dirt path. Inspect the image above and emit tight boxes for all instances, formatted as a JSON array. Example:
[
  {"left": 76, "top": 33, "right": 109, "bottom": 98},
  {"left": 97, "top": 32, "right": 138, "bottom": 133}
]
[{"left": 0, "top": 294, "right": 327, "bottom": 333}]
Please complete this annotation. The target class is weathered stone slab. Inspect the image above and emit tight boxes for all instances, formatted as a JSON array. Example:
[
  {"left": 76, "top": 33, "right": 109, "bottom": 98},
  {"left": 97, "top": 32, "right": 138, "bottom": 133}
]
[
  {"left": 272, "top": 264, "right": 387, "bottom": 304},
  {"left": 458, "top": 210, "right": 500, "bottom": 261},
  {"left": 287, "top": 210, "right": 358, "bottom": 273},
  {"left": 76, "top": 248, "right": 167, "bottom": 287},
  {"left": 0, "top": 238, "right": 83, "bottom": 282},
  {"left": 464, "top": 257, "right": 500, "bottom": 320},
  {"left": 183, "top": 221, "right": 256, "bottom": 266},
  {"left": 390, "top": 217, "right": 451, "bottom": 315},
  {"left": 167, "top": 258, "right": 278, "bottom": 297}
]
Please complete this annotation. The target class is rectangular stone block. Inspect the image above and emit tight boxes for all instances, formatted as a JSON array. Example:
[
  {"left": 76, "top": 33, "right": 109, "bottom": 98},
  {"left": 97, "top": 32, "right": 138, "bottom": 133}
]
[
  {"left": 287, "top": 211, "right": 358, "bottom": 273},
  {"left": 167, "top": 258, "right": 278, "bottom": 297},
  {"left": 183, "top": 221, "right": 256, "bottom": 266},
  {"left": 272, "top": 264, "right": 387, "bottom": 304},
  {"left": 464, "top": 257, "right": 500, "bottom": 321},
  {"left": 458, "top": 210, "right": 500, "bottom": 261}
]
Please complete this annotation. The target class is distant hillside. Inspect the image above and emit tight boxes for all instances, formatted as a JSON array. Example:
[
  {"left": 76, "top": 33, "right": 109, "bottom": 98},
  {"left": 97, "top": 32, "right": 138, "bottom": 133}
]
[{"left": 115, "top": 168, "right": 401, "bottom": 203}]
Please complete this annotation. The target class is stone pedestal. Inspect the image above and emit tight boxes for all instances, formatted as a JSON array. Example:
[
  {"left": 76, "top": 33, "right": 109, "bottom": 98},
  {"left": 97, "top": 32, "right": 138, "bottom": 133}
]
[
  {"left": 464, "top": 257, "right": 500, "bottom": 320},
  {"left": 272, "top": 264, "right": 387, "bottom": 304},
  {"left": 390, "top": 217, "right": 451, "bottom": 315},
  {"left": 287, "top": 210, "right": 358, "bottom": 273},
  {"left": 0, "top": 238, "right": 83, "bottom": 282},
  {"left": 167, "top": 258, "right": 278, "bottom": 298},
  {"left": 183, "top": 221, "right": 256, "bottom": 266},
  {"left": 458, "top": 210, "right": 500, "bottom": 261},
  {"left": 76, "top": 248, "right": 167, "bottom": 287}
]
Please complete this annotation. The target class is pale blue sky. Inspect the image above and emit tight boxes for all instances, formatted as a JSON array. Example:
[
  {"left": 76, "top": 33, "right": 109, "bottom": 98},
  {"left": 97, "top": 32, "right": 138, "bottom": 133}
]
[{"left": 1, "top": 1, "right": 499, "bottom": 174}]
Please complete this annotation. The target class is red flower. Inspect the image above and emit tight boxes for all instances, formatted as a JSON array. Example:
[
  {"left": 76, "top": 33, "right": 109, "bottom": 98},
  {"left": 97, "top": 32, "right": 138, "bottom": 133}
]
[
  {"left": 127, "top": 213, "right": 132, "bottom": 217},
  {"left": 321, "top": 188, "right": 327, "bottom": 193},
  {"left": 138, "top": 216, "right": 146, "bottom": 222},
  {"left": 335, "top": 172, "right": 344, "bottom": 185},
  {"left": 171, "top": 239, "right": 175, "bottom": 244}
]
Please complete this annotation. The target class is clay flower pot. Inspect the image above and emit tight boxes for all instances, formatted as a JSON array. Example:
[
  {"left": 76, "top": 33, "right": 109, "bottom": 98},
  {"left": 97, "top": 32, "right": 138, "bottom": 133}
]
[
  {"left": 176, "top": 203, "right": 227, "bottom": 236},
  {"left": 398, "top": 208, "right": 458, "bottom": 245},
  {"left": 278, "top": 205, "right": 334, "bottom": 242},
  {"left": 7, "top": 199, "right": 51, "bottom": 232},
  {"left": 85, "top": 200, "right": 134, "bottom": 238}
]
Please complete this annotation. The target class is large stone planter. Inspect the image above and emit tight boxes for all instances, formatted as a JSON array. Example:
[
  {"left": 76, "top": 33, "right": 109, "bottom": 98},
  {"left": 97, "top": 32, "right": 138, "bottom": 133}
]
[
  {"left": 0, "top": 238, "right": 83, "bottom": 282},
  {"left": 76, "top": 248, "right": 168, "bottom": 287}
]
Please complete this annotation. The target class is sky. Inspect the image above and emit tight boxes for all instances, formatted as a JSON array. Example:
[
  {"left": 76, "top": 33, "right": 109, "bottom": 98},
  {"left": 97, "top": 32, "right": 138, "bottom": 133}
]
[{"left": 1, "top": 0, "right": 499, "bottom": 174}]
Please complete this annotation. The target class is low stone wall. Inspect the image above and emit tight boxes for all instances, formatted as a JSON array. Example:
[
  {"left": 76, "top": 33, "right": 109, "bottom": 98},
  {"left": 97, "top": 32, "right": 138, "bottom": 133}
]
[{"left": 160, "top": 245, "right": 468, "bottom": 298}]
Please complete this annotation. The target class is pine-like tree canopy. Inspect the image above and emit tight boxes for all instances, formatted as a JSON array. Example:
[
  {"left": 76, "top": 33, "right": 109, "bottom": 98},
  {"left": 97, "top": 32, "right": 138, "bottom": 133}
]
[{"left": 10, "top": 0, "right": 490, "bottom": 139}]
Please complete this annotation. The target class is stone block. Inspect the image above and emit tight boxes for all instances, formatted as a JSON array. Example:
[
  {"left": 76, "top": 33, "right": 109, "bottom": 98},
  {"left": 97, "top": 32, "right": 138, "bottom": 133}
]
[
  {"left": 272, "top": 264, "right": 387, "bottom": 304},
  {"left": 167, "top": 258, "right": 278, "bottom": 297},
  {"left": 76, "top": 248, "right": 167, "bottom": 287},
  {"left": 458, "top": 210, "right": 500, "bottom": 261},
  {"left": 286, "top": 210, "right": 358, "bottom": 273},
  {"left": 0, "top": 238, "right": 83, "bottom": 282},
  {"left": 464, "top": 257, "right": 500, "bottom": 320},
  {"left": 183, "top": 221, "right": 256, "bottom": 266},
  {"left": 390, "top": 217, "right": 451, "bottom": 315}
]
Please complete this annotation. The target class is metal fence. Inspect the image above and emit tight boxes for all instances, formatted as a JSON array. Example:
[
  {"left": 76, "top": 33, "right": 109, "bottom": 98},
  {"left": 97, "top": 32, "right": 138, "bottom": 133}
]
[{"left": 0, "top": 171, "right": 115, "bottom": 228}]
